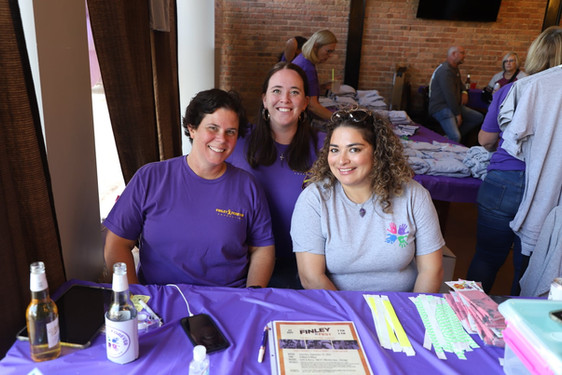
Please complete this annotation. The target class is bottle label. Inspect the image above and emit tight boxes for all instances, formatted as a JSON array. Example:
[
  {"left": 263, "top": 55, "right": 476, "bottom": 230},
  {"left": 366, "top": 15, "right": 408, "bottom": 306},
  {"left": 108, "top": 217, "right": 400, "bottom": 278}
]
[
  {"left": 112, "top": 273, "right": 129, "bottom": 293},
  {"left": 46, "top": 317, "right": 60, "bottom": 348},
  {"left": 30, "top": 273, "right": 48, "bottom": 292},
  {"left": 105, "top": 315, "right": 139, "bottom": 364}
]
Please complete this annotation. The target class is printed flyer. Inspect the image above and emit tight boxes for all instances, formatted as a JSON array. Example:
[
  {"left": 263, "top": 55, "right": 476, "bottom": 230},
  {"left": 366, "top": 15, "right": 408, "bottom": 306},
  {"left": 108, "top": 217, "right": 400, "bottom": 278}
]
[{"left": 268, "top": 321, "right": 373, "bottom": 375}]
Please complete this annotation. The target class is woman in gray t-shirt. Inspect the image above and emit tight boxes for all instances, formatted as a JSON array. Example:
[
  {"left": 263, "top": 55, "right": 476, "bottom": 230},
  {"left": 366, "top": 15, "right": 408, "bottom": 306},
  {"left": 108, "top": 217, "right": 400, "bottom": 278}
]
[{"left": 291, "top": 109, "right": 445, "bottom": 292}]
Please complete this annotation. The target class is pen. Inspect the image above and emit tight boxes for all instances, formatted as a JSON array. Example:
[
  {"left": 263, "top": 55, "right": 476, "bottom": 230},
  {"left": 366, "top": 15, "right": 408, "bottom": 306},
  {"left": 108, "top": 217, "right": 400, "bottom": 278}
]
[
  {"left": 139, "top": 300, "right": 163, "bottom": 326},
  {"left": 257, "top": 325, "right": 268, "bottom": 363}
]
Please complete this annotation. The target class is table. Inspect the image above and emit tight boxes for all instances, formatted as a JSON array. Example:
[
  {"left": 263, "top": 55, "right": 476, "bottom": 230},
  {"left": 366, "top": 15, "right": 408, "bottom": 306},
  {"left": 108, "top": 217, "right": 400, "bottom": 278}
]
[
  {"left": 0, "top": 280, "right": 505, "bottom": 374},
  {"left": 410, "top": 125, "right": 482, "bottom": 203},
  {"left": 467, "top": 89, "right": 490, "bottom": 113}
]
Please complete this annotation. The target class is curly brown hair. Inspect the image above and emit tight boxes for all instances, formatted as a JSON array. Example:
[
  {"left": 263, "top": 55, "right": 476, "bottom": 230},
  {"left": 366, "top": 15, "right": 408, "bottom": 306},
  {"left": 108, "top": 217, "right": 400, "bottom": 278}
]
[{"left": 307, "top": 110, "right": 413, "bottom": 213}]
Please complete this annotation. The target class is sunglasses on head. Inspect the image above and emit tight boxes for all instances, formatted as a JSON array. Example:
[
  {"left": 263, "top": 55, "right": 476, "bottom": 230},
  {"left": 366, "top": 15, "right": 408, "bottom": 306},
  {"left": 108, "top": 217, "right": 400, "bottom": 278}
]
[{"left": 330, "top": 107, "right": 373, "bottom": 124}]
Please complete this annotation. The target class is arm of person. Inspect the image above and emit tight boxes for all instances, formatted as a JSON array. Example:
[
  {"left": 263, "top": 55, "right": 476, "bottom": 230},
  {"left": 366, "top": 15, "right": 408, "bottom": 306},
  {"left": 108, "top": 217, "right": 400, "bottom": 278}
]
[
  {"left": 307, "top": 95, "right": 333, "bottom": 120},
  {"left": 413, "top": 247, "right": 444, "bottom": 293},
  {"left": 295, "top": 252, "right": 338, "bottom": 290},
  {"left": 479, "top": 129, "right": 500, "bottom": 151},
  {"left": 283, "top": 37, "right": 298, "bottom": 62},
  {"left": 461, "top": 90, "right": 468, "bottom": 105},
  {"left": 104, "top": 230, "right": 139, "bottom": 285},
  {"left": 456, "top": 114, "right": 463, "bottom": 127},
  {"left": 246, "top": 245, "right": 275, "bottom": 288}
]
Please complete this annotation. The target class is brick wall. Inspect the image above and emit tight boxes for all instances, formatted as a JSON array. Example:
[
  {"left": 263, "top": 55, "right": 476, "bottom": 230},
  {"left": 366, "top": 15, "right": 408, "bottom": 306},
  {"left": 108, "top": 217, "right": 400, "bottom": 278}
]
[{"left": 215, "top": 0, "right": 547, "bottom": 120}]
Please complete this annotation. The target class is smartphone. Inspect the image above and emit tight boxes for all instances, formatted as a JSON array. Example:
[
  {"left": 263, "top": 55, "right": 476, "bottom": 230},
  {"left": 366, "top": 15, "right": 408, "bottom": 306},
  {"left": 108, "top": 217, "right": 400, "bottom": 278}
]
[
  {"left": 549, "top": 309, "right": 562, "bottom": 324},
  {"left": 17, "top": 284, "right": 112, "bottom": 348},
  {"left": 180, "top": 314, "right": 230, "bottom": 353}
]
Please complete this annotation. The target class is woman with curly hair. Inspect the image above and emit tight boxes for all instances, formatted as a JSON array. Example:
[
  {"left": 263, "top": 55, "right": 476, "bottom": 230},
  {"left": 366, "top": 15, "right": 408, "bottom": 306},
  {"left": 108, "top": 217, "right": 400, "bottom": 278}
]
[{"left": 290, "top": 108, "right": 445, "bottom": 292}]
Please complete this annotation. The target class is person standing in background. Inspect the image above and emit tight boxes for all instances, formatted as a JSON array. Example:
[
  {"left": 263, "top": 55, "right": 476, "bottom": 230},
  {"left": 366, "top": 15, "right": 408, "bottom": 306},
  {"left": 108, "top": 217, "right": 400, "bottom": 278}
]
[
  {"left": 468, "top": 27, "right": 562, "bottom": 296},
  {"left": 292, "top": 29, "right": 337, "bottom": 122},
  {"left": 279, "top": 36, "right": 307, "bottom": 62},
  {"left": 229, "top": 62, "right": 325, "bottom": 288},
  {"left": 428, "top": 46, "right": 483, "bottom": 144}
]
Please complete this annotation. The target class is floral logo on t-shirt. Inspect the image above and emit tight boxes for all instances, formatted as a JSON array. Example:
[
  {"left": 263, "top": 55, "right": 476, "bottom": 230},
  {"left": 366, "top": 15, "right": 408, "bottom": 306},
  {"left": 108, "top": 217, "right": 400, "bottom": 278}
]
[{"left": 385, "top": 222, "right": 409, "bottom": 247}]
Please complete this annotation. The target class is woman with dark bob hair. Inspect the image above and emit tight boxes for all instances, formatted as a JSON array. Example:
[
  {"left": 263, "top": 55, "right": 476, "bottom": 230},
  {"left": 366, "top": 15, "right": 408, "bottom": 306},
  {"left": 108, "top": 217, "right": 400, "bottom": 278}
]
[
  {"left": 291, "top": 108, "right": 445, "bottom": 292},
  {"left": 104, "top": 88, "right": 275, "bottom": 287}
]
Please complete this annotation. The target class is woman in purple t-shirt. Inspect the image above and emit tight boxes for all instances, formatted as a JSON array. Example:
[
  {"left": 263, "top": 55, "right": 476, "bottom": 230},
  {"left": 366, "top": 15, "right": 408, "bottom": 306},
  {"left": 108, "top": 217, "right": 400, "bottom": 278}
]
[
  {"left": 103, "top": 89, "right": 275, "bottom": 287},
  {"left": 292, "top": 29, "right": 337, "bottom": 122},
  {"left": 229, "top": 62, "right": 325, "bottom": 288},
  {"left": 467, "top": 31, "right": 562, "bottom": 295}
]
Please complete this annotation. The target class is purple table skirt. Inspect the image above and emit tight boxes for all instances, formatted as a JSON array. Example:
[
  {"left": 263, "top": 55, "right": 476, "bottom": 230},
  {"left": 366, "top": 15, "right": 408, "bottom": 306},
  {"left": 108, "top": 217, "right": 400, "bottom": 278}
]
[
  {"left": 1, "top": 280, "right": 504, "bottom": 374},
  {"left": 410, "top": 125, "right": 482, "bottom": 203}
]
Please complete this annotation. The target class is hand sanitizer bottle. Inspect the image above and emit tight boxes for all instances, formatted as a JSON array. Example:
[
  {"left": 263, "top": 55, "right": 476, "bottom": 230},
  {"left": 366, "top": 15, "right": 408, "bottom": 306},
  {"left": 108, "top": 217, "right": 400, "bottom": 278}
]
[{"left": 189, "top": 345, "right": 210, "bottom": 375}]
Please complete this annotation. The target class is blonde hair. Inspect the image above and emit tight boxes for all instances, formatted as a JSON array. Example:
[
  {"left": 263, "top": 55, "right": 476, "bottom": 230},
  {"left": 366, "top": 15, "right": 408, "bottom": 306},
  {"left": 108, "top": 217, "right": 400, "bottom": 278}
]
[
  {"left": 502, "top": 52, "right": 521, "bottom": 70},
  {"left": 525, "top": 26, "right": 562, "bottom": 75},
  {"left": 301, "top": 30, "right": 337, "bottom": 64}
]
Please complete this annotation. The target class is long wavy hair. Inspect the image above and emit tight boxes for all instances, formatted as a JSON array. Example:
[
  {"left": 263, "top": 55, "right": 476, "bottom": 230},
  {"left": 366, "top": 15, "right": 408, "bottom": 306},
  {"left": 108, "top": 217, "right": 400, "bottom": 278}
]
[
  {"left": 245, "top": 62, "right": 319, "bottom": 173},
  {"left": 307, "top": 110, "right": 413, "bottom": 213}
]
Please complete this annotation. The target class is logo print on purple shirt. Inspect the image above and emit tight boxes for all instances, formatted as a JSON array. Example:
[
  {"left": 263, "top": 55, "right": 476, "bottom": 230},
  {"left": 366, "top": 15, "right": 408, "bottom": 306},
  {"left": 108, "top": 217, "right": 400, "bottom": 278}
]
[{"left": 385, "top": 222, "right": 409, "bottom": 247}]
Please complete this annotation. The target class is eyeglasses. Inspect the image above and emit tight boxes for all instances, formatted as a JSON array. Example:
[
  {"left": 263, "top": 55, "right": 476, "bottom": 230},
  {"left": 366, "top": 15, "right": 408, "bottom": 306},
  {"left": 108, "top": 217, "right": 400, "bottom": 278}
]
[
  {"left": 331, "top": 108, "right": 373, "bottom": 124},
  {"left": 504, "top": 59, "right": 516, "bottom": 63}
]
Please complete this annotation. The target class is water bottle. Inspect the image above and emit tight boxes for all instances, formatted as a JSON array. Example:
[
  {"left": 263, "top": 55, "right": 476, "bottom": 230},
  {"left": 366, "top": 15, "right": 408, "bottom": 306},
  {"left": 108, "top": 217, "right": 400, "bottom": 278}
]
[
  {"left": 105, "top": 262, "right": 139, "bottom": 364},
  {"left": 189, "top": 345, "right": 210, "bottom": 375},
  {"left": 26, "top": 261, "right": 61, "bottom": 362}
]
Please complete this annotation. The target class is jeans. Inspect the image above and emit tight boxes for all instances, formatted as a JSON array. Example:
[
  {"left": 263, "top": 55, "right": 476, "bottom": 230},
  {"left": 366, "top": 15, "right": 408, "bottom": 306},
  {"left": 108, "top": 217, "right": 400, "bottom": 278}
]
[
  {"left": 431, "top": 106, "right": 483, "bottom": 143},
  {"left": 466, "top": 170, "right": 525, "bottom": 295}
]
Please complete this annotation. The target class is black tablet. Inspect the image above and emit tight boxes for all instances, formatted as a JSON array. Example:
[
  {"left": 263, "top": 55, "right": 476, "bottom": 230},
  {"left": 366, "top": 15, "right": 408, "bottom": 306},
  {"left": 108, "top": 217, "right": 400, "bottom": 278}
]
[{"left": 17, "top": 284, "right": 112, "bottom": 348}]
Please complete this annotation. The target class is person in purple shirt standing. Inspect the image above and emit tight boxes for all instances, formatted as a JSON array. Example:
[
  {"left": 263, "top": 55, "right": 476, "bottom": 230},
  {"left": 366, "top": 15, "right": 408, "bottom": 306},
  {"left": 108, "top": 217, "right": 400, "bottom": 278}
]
[
  {"left": 292, "top": 29, "right": 337, "bottom": 122},
  {"left": 279, "top": 35, "right": 307, "bottom": 62},
  {"left": 465, "top": 82, "right": 525, "bottom": 295},
  {"left": 103, "top": 89, "right": 275, "bottom": 287},
  {"left": 229, "top": 62, "right": 325, "bottom": 288}
]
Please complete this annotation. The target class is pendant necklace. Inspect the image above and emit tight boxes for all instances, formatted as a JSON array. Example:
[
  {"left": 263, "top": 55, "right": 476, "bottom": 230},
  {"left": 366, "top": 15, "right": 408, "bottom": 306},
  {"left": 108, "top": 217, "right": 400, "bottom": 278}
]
[
  {"left": 357, "top": 195, "right": 373, "bottom": 218},
  {"left": 359, "top": 207, "right": 366, "bottom": 217},
  {"left": 280, "top": 153, "right": 285, "bottom": 161}
]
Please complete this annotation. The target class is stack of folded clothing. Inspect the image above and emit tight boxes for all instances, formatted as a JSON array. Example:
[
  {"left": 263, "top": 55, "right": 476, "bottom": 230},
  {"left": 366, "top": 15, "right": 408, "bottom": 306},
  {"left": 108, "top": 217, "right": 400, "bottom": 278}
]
[
  {"left": 356, "top": 89, "right": 387, "bottom": 110},
  {"left": 401, "top": 140, "right": 471, "bottom": 177},
  {"left": 463, "top": 146, "right": 493, "bottom": 180}
]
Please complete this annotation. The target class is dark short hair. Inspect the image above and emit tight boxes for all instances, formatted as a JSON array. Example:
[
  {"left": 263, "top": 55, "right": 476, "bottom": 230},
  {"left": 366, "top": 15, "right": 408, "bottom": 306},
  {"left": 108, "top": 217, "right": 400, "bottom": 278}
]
[{"left": 182, "top": 88, "right": 248, "bottom": 142}]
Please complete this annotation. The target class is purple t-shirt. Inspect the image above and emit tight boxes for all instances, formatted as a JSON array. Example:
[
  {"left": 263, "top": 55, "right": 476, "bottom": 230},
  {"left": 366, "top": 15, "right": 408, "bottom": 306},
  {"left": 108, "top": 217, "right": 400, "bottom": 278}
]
[
  {"left": 482, "top": 82, "right": 525, "bottom": 172},
  {"left": 228, "top": 131, "right": 325, "bottom": 258},
  {"left": 292, "top": 53, "right": 320, "bottom": 97},
  {"left": 103, "top": 156, "right": 274, "bottom": 286}
]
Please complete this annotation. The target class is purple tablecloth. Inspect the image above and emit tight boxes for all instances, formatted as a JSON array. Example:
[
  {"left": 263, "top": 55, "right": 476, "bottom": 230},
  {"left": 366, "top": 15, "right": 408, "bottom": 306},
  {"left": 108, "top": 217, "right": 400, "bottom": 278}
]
[
  {"left": 1, "top": 280, "right": 504, "bottom": 374},
  {"left": 410, "top": 125, "right": 482, "bottom": 203},
  {"left": 468, "top": 89, "right": 490, "bottom": 113}
]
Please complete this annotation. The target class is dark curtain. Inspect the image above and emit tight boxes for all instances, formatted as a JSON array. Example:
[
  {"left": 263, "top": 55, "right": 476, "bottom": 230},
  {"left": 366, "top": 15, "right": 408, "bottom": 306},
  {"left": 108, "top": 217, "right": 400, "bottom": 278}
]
[
  {"left": 0, "top": 0, "right": 65, "bottom": 358},
  {"left": 87, "top": 0, "right": 181, "bottom": 184}
]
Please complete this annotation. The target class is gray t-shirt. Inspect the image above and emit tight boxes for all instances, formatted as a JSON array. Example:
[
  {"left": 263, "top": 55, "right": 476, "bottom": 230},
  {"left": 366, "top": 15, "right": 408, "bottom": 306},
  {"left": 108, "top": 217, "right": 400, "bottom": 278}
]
[{"left": 291, "top": 179, "right": 445, "bottom": 292}]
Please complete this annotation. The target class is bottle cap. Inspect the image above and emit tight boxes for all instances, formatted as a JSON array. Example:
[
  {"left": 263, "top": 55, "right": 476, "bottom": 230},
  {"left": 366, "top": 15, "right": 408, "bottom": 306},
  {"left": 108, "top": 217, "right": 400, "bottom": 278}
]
[
  {"left": 29, "top": 261, "right": 48, "bottom": 292},
  {"left": 193, "top": 345, "right": 207, "bottom": 361},
  {"left": 112, "top": 262, "right": 129, "bottom": 292}
]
